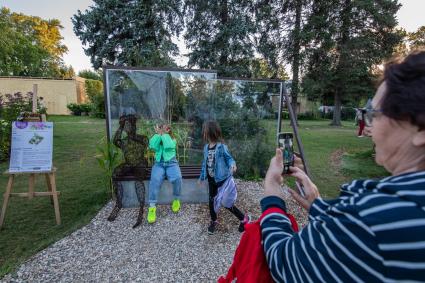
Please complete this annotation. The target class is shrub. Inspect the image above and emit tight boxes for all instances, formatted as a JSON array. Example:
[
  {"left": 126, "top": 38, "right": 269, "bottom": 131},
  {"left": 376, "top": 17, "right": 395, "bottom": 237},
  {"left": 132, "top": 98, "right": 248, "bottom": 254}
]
[
  {"left": 0, "top": 91, "right": 42, "bottom": 161},
  {"left": 298, "top": 111, "right": 321, "bottom": 120},
  {"left": 228, "top": 130, "right": 274, "bottom": 180},
  {"left": 318, "top": 107, "right": 357, "bottom": 121},
  {"left": 80, "top": 103, "right": 92, "bottom": 114},
  {"left": 0, "top": 119, "right": 10, "bottom": 161},
  {"left": 67, "top": 103, "right": 81, "bottom": 115},
  {"left": 85, "top": 79, "right": 105, "bottom": 118},
  {"left": 67, "top": 103, "right": 92, "bottom": 116}
]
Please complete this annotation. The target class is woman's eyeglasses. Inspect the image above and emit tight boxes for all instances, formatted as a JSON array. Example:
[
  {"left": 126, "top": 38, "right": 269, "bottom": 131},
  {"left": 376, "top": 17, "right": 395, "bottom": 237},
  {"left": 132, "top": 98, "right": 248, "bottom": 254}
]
[{"left": 366, "top": 108, "right": 383, "bottom": 121}]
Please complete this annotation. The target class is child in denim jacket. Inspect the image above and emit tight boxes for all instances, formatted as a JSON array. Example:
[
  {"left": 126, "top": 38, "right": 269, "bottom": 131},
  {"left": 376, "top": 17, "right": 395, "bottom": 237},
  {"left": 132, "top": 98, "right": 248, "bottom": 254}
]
[{"left": 198, "top": 121, "right": 250, "bottom": 234}]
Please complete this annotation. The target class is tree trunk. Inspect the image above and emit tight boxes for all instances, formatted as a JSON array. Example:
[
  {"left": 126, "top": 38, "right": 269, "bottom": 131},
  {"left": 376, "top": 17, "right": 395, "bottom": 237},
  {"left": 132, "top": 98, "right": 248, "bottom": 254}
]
[
  {"left": 218, "top": 0, "right": 229, "bottom": 68},
  {"left": 290, "top": 0, "right": 302, "bottom": 125},
  {"left": 330, "top": 91, "right": 342, "bottom": 126},
  {"left": 332, "top": 0, "right": 351, "bottom": 126}
]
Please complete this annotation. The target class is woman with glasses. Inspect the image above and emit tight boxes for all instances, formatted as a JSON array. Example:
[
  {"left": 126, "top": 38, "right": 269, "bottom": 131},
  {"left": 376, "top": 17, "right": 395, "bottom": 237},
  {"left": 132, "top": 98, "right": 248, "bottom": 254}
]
[{"left": 259, "top": 51, "right": 425, "bottom": 282}]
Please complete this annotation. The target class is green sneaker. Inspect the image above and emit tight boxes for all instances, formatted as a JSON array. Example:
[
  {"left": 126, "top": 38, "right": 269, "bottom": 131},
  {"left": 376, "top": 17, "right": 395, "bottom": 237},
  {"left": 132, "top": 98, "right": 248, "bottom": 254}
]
[
  {"left": 147, "top": 206, "right": 156, "bottom": 224},
  {"left": 171, "top": 199, "right": 181, "bottom": 213}
]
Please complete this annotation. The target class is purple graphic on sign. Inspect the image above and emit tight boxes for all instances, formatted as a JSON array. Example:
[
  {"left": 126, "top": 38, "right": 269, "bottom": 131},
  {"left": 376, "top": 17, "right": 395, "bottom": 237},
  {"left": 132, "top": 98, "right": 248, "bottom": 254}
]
[
  {"left": 31, "top": 122, "right": 45, "bottom": 130},
  {"left": 15, "top": 121, "right": 28, "bottom": 129}
]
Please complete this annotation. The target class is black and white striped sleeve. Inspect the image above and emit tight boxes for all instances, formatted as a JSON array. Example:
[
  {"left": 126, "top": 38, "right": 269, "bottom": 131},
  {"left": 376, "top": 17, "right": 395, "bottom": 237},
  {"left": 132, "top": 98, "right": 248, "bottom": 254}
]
[{"left": 260, "top": 196, "right": 386, "bottom": 283}]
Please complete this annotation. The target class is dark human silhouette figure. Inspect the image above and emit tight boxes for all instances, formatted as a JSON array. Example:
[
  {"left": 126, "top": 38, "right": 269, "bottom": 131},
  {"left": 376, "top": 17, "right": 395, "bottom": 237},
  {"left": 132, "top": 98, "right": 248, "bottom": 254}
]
[{"left": 107, "top": 114, "right": 148, "bottom": 228}]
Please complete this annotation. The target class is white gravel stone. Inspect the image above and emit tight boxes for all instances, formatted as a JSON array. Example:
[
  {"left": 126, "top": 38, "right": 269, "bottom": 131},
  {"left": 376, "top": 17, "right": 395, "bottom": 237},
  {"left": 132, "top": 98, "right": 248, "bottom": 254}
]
[{"left": 1, "top": 180, "right": 307, "bottom": 282}]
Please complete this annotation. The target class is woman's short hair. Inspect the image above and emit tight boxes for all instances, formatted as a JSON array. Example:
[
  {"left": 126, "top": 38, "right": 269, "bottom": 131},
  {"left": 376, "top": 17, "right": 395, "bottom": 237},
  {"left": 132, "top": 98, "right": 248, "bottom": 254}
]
[{"left": 383, "top": 50, "right": 425, "bottom": 129}]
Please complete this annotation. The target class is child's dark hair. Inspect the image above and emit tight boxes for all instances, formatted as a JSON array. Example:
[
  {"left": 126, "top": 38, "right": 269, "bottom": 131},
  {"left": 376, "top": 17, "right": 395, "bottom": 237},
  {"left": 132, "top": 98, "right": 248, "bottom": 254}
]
[{"left": 202, "top": 120, "right": 223, "bottom": 142}]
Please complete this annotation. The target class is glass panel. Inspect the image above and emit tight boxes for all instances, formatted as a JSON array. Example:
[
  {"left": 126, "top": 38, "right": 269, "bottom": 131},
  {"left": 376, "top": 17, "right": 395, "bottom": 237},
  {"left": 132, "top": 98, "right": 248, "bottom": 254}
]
[
  {"left": 211, "top": 79, "right": 281, "bottom": 178},
  {"left": 105, "top": 68, "right": 282, "bottom": 178}
]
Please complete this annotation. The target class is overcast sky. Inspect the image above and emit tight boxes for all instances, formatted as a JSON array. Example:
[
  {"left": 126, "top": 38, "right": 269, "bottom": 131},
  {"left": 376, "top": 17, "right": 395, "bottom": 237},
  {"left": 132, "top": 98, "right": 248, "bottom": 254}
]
[{"left": 2, "top": 0, "right": 424, "bottom": 73}]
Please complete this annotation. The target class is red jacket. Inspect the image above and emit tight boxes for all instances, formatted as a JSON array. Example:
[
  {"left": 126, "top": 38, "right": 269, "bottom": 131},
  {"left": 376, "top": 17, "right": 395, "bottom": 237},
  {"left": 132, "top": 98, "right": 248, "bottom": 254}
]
[{"left": 218, "top": 208, "right": 299, "bottom": 283}]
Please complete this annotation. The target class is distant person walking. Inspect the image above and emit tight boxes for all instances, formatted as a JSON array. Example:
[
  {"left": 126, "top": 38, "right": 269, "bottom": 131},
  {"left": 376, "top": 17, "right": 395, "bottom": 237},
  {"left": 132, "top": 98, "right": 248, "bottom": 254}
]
[{"left": 355, "top": 108, "right": 367, "bottom": 137}]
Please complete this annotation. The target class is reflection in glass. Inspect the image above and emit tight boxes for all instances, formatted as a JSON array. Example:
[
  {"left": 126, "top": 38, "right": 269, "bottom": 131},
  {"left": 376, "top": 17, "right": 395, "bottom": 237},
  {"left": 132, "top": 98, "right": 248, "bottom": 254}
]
[{"left": 105, "top": 68, "right": 282, "bottom": 178}]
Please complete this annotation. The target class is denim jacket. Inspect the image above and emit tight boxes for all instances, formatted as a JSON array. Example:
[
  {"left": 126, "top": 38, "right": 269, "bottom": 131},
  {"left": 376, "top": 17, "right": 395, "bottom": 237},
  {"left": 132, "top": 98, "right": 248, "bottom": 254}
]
[{"left": 199, "top": 143, "right": 236, "bottom": 183}]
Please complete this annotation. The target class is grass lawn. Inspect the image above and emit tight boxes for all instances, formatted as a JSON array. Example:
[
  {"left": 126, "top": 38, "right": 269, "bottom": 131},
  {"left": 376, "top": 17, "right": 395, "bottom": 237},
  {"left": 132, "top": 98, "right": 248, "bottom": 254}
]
[
  {"left": 292, "top": 120, "right": 388, "bottom": 198},
  {"left": 0, "top": 116, "right": 388, "bottom": 277},
  {"left": 0, "top": 116, "right": 107, "bottom": 277}
]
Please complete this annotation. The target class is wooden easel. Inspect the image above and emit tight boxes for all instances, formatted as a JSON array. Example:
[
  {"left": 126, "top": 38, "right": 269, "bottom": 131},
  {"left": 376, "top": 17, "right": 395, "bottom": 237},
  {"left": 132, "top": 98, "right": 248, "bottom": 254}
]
[
  {"left": 0, "top": 84, "right": 60, "bottom": 229},
  {"left": 0, "top": 168, "right": 61, "bottom": 228}
]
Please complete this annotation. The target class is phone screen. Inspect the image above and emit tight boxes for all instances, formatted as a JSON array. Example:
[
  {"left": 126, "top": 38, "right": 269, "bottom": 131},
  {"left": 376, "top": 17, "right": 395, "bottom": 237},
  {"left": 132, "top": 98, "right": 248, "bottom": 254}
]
[{"left": 278, "top": 132, "right": 294, "bottom": 174}]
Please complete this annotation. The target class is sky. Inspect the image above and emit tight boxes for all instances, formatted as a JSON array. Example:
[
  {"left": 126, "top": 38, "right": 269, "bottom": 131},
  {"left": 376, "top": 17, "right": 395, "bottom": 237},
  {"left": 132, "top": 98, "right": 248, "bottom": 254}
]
[{"left": 1, "top": 0, "right": 424, "bottom": 74}]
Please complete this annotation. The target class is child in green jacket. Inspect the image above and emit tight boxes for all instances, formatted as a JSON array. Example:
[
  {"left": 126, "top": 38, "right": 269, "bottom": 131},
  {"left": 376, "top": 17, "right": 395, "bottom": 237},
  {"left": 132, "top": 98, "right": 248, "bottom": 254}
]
[{"left": 147, "top": 124, "right": 182, "bottom": 224}]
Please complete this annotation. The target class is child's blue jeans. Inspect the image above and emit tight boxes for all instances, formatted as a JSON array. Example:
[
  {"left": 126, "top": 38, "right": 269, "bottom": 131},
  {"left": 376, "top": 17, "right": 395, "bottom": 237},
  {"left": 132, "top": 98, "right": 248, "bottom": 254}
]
[{"left": 148, "top": 158, "right": 182, "bottom": 206}]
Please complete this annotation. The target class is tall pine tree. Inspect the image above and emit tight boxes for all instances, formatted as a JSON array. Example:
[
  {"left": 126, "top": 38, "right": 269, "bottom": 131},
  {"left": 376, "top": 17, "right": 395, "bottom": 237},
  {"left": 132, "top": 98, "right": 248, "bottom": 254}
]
[
  {"left": 72, "top": 0, "right": 183, "bottom": 69},
  {"left": 255, "top": 0, "right": 311, "bottom": 119},
  {"left": 184, "top": 0, "right": 255, "bottom": 77},
  {"left": 302, "top": 0, "right": 402, "bottom": 125}
]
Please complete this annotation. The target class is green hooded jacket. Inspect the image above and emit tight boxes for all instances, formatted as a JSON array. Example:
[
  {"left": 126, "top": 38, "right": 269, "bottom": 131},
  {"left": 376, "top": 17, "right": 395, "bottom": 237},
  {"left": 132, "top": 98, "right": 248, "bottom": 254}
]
[{"left": 149, "top": 134, "right": 177, "bottom": 162}]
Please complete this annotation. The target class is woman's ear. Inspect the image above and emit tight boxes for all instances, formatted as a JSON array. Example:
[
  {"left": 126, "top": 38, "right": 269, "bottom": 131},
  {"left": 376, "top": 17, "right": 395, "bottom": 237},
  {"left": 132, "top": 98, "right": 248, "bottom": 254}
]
[{"left": 412, "top": 130, "right": 425, "bottom": 147}]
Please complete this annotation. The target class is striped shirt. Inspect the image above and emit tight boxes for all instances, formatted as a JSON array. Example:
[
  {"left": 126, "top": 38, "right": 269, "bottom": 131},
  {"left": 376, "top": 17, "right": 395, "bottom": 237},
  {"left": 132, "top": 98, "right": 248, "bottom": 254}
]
[{"left": 260, "top": 171, "right": 425, "bottom": 283}]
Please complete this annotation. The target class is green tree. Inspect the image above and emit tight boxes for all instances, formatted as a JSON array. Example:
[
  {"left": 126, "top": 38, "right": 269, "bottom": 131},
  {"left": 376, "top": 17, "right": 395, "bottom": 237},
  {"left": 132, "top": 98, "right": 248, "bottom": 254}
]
[
  {"left": 184, "top": 0, "right": 256, "bottom": 77},
  {"left": 85, "top": 79, "right": 105, "bottom": 118},
  {"left": 72, "top": 0, "right": 183, "bottom": 69},
  {"left": 78, "top": 69, "right": 103, "bottom": 81},
  {"left": 251, "top": 58, "right": 289, "bottom": 80},
  {"left": 57, "top": 65, "right": 75, "bottom": 79},
  {"left": 10, "top": 12, "right": 68, "bottom": 60},
  {"left": 0, "top": 7, "right": 49, "bottom": 76},
  {"left": 392, "top": 26, "right": 425, "bottom": 57},
  {"left": 302, "top": 0, "right": 402, "bottom": 125},
  {"left": 255, "top": 0, "right": 310, "bottom": 120},
  {"left": 0, "top": 7, "right": 71, "bottom": 78},
  {"left": 408, "top": 26, "right": 425, "bottom": 50}
]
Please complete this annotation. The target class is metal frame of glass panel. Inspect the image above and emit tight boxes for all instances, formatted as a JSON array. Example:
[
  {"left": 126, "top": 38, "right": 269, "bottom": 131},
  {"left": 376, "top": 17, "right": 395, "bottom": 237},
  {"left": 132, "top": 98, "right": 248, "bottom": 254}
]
[{"left": 102, "top": 66, "right": 310, "bottom": 178}]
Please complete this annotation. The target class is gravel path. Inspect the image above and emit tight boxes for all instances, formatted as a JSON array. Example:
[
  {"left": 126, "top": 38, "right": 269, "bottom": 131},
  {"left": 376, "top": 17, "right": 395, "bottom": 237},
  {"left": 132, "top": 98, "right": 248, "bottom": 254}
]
[{"left": 2, "top": 180, "right": 307, "bottom": 282}]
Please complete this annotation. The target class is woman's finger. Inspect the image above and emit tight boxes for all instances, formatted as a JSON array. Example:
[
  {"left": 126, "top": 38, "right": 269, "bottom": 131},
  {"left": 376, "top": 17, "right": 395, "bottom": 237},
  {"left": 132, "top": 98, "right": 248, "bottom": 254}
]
[
  {"left": 289, "top": 166, "right": 308, "bottom": 181},
  {"left": 289, "top": 189, "right": 310, "bottom": 210},
  {"left": 275, "top": 148, "right": 283, "bottom": 163},
  {"left": 293, "top": 156, "right": 305, "bottom": 170}
]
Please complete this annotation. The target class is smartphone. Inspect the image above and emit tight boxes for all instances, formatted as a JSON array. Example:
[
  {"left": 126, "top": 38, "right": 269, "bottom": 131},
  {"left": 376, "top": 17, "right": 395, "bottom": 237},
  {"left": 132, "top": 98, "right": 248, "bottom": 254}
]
[{"left": 277, "top": 132, "right": 294, "bottom": 174}]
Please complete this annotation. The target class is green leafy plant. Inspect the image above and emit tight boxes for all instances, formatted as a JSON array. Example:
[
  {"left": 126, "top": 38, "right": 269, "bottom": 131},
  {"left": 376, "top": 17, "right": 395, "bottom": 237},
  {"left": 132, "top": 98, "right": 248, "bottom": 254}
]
[
  {"left": 95, "top": 137, "right": 123, "bottom": 196},
  {"left": 174, "top": 126, "right": 191, "bottom": 165},
  {"left": 0, "top": 119, "right": 10, "bottom": 161}
]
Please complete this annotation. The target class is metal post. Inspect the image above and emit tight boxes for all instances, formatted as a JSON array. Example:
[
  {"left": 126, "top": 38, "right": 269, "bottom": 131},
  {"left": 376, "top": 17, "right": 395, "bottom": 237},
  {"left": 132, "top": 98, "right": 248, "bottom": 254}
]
[
  {"left": 277, "top": 82, "right": 284, "bottom": 144},
  {"left": 284, "top": 92, "right": 310, "bottom": 178},
  {"left": 103, "top": 68, "right": 111, "bottom": 141}
]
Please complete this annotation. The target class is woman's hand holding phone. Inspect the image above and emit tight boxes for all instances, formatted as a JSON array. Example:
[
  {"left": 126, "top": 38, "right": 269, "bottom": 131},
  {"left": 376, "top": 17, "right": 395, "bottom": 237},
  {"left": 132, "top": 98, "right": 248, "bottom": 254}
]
[
  {"left": 264, "top": 149, "right": 319, "bottom": 210},
  {"left": 264, "top": 149, "right": 285, "bottom": 198},
  {"left": 288, "top": 166, "right": 319, "bottom": 210}
]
